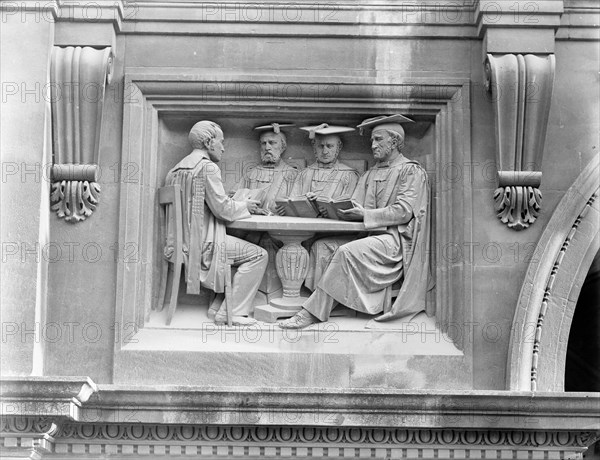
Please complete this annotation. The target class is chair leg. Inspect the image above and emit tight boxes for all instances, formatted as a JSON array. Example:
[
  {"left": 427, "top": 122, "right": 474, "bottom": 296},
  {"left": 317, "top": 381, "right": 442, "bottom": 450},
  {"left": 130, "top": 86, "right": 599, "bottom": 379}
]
[
  {"left": 224, "top": 264, "right": 233, "bottom": 327},
  {"left": 155, "top": 261, "right": 169, "bottom": 312},
  {"left": 166, "top": 262, "right": 182, "bottom": 326}
]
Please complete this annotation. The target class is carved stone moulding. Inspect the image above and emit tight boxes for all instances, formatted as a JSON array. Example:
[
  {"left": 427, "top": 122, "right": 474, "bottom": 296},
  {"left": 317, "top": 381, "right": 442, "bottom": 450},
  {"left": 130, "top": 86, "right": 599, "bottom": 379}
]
[
  {"left": 507, "top": 154, "right": 600, "bottom": 391},
  {"left": 1, "top": 418, "right": 598, "bottom": 460},
  {"left": 49, "top": 46, "right": 113, "bottom": 223},
  {"left": 485, "top": 53, "right": 555, "bottom": 230}
]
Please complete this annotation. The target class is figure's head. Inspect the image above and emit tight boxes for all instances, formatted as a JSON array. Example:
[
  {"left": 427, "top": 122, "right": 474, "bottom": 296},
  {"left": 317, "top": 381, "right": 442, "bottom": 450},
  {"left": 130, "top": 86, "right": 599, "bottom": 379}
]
[
  {"left": 371, "top": 125, "right": 404, "bottom": 162},
  {"left": 189, "top": 120, "right": 225, "bottom": 162},
  {"left": 259, "top": 131, "right": 287, "bottom": 165},
  {"left": 313, "top": 134, "right": 342, "bottom": 165}
]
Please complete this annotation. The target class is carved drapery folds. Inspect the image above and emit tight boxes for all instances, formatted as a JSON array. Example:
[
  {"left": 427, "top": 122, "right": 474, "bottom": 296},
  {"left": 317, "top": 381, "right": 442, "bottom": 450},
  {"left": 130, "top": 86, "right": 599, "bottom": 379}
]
[
  {"left": 50, "top": 46, "right": 113, "bottom": 222},
  {"left": 485, "top": 54, "right": 555, "bottom": 230}
]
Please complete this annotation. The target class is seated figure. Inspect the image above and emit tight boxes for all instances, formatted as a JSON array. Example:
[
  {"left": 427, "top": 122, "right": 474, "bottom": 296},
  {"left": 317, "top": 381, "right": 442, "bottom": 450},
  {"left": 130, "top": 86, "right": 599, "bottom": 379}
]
[
  {"left": 284, "top": 124, "right": 360, "bottom": 291},
  {"left": 164, "top": 120, "right": 268, "bottom": 325},
  {"left": 289, "top": 124, "right": 359, "bottom": 201},
  {"left": 231, "top": 123, "right": 299, "bottom": 297},
  {"left": 279, "top": 115, "right": 432, "bottom": 329},
  {"left": 234, "top": 123, "right": 298, "bottom": 213}
]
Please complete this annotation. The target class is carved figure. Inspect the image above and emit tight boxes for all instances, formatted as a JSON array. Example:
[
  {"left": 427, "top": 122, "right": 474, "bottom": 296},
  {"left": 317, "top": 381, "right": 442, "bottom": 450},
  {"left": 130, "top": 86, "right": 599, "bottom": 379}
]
[
  {"left": 279, "top": 115, "right": 432, "bottom": 328},
  {"left": 234, "top": 123, "right": 299, "bottom": 213},
  {"left": 286, "top": 124, "right": 360, "bottom": 291},
  {"left": 231, "top": 123, "right": 299, "bottom": 298},
  {"left": 164, "top": 121, "right": 267, "bottom": 324},
  {"left": 287, "top": 124, "right": 359, "bottom": 201}
]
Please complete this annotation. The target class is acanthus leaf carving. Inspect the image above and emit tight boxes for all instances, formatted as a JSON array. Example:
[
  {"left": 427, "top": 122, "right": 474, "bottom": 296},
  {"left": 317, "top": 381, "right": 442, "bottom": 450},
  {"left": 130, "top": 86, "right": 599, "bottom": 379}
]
[
  {"left": 485, "top": 53, "right": 555, "bottom": 231},
  {"left": 493, "top": 185, "right": 542, "bottom": 231},
  {"left": 49, "top": 46, "right": 113, "bottom": 223},
  {"left": 50, "top": 179, "right": 101, "bottom": 223}
]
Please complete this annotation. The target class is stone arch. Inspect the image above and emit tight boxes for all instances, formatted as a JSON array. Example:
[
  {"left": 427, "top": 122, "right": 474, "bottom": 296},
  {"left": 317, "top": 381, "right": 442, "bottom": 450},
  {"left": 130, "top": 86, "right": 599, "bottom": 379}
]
[{"left": 507, "top": 153, "right": 600, "bottom": 391}]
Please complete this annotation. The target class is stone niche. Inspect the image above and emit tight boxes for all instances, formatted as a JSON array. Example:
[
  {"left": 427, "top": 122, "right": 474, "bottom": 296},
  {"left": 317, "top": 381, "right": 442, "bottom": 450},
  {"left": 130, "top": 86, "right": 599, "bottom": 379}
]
[{"left": 113, "top": 71, "right": 474, "bottom": 389}]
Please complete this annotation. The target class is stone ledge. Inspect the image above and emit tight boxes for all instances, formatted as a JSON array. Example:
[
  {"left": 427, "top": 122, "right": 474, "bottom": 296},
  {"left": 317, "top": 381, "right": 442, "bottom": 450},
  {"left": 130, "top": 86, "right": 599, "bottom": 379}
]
[
  {"left": 2, "top": 380, "right": 598, "bottom": 459},
  {"left": 0, "top": 377, "right": 97, "bottom": 421},
  {"left": 2, "top": 378, "right": 598, "bottom": 429}
]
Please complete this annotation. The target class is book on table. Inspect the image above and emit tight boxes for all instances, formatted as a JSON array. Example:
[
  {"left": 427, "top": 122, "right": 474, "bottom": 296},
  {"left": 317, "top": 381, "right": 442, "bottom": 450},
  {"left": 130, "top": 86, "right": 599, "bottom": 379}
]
[
  {"left": 274, "top": 195, "right": 320, "bottom": 218},
  {"left": 314, "top": 196, "right": 357, "bottom": 220},
  {"left": 232, "top": 187, "right": 269, "bottom": 204}
]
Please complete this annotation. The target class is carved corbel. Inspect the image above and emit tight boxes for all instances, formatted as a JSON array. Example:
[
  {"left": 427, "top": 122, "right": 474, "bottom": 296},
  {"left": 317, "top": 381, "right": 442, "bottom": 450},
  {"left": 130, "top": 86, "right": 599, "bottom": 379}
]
[
  {"left": 49, "top": 46, "right": 113, "bottom": 223},
  {"left": 485, "top": 53, "right": 555, "bottom": 230}
]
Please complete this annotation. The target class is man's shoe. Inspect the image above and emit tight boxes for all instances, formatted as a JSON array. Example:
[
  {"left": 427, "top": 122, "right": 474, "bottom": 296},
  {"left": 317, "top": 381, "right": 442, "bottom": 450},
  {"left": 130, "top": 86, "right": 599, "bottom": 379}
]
[
  {"left": 207, "top": 306, "right": 219, "bottom": 321},
  {"left": 278, "top": 309, "right": 320, "bottom": 329},
  {"left": 208, "top": 295, "right": 224, "bottom": 321}
]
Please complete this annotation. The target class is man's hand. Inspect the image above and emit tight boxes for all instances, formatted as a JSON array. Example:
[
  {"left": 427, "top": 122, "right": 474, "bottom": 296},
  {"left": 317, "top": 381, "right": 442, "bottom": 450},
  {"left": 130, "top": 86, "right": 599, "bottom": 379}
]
[
  {"left": 305, "top": 192, "right": 318, "bottom": 200},
  {"left": 338, "top": 203, "right": 365, "bottom": 221},
  {"left": 228, "top": 190, "right": 236, "bottom": 197},
  {"left": 254, "top": 207, "right": 272, "bottom": 216},
  {"left": 245, "top": 199, "right": 261, "bottom": 214},
  {"left": 316, "top": 204, "right": 329, "bottom": 218}
]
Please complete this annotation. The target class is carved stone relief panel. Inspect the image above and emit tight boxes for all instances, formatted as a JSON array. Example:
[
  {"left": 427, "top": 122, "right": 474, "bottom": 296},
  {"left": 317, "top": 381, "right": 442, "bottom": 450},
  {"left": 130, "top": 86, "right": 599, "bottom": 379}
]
[{"left": 113, "top": 73, "right": 473, "bottom": 389}]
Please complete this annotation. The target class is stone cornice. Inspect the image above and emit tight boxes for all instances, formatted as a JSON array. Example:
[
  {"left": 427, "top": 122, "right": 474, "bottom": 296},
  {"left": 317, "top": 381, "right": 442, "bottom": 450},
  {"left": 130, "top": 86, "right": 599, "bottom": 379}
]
[
  {"left": 5, "top": 0, "right": 596, "bottom": 42},
  {"left": 2, "top": 379, "right": 598, "bottom": 459},
  {"left": 85, "top": 386, "right": 600, "bottom": 430},
  {"left": 475, "top": 0, "right": 564, "bottom": 36},
  {"left": 55, "top": 0, "right": 125, "bottom": 31},
  {"left": 558, "top": 0, "right": 600, "bottom": 40},
  {"left": 2, "top": 379, "right": 599, "bottom": 430},
  {"left": 0, "top": 377, "right": 98, "bottom": 420}
]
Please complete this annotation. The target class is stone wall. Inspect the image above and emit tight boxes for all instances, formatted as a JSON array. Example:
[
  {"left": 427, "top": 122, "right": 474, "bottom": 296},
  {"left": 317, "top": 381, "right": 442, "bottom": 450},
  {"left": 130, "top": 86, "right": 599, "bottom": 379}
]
[{"left": 1, "top": 0, "right": 599, "bottom": 457}]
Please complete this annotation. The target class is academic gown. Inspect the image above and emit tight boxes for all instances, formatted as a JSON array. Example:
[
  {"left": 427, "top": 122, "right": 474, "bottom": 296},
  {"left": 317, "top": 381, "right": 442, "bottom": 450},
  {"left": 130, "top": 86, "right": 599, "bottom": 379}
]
[
  {"left": 164, "top": 150, "right": 250, "bottom": 295},
  {"left": 317, "top": 155, "right": 432, "bottom": 319},
  {"left": 290, "top": 160, "right": 359, "bottom": 198},
  {"left": 237, "top": 161, "right": 298, "bottom": 212}
]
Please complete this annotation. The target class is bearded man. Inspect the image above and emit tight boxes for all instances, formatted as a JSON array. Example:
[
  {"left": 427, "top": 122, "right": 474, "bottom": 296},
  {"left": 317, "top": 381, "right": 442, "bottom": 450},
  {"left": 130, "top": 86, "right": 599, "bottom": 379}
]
[
  {"left": 279, "top": 115, "right": 432, "bottom": 329},
  {"left": 235, "top": 123, "right": 298, "bottom": 213},
  {"left": 231, "top": 123, "right": 299, "bottom": 298}
]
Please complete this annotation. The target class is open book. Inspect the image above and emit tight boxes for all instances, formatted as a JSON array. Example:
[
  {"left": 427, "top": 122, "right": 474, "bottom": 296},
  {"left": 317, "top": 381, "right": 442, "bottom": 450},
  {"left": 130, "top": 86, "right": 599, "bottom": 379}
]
[
  {"left": 232, "top": 187, "right": 273, "bottom": 215},
  {"left": 314, "top": 196, "right": 357, "bottom": 220},
  {"left": 232, "top": 187, "right": 269, "bottom": 203},
  {"left": 275, "top": 195, "right": 320, "bottom": 218}
]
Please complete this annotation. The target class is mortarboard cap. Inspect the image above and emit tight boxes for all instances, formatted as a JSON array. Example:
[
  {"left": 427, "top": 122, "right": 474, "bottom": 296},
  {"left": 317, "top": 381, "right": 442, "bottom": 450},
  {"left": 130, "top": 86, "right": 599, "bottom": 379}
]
[
  {"left": 299, "top": 123, "right": 355, "bottom": 140},
  {"left": 254, "top": 123, "right": 295, "bottom": 134},
  {"left": 357, "top": 114, "right": 414, "bottom": 136}
]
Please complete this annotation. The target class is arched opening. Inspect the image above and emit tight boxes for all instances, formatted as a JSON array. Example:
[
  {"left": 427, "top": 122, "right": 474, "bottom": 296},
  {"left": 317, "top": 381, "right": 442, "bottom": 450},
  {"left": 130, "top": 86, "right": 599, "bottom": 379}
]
[
  {"left": 506, "top": 153, "right": 599, "bottom": 391},
  {"left": 565, "top": 249, "right": 600, "bottom": 392}
]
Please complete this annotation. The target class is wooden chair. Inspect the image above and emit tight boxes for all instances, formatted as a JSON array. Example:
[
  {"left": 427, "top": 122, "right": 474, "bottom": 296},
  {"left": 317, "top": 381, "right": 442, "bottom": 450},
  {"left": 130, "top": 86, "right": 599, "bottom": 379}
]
[{"left": 156, "top": 185, "right": 233, "bottom": 326}]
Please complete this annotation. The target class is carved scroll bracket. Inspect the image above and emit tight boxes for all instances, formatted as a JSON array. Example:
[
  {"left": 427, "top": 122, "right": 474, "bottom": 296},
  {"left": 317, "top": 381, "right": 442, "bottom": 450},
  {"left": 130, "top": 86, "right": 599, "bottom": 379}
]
[
  {"left": 50, "top": 164, "right": 101, "bottom": 223},
  {"left": 49, "top": 46, "right": 113, "bottom": 223},
  {"left": 493, "top": 171, "right": 542, "bottom": 231},
  {"left": 485, "top": 53, "right": 555, "bottom": 231}
]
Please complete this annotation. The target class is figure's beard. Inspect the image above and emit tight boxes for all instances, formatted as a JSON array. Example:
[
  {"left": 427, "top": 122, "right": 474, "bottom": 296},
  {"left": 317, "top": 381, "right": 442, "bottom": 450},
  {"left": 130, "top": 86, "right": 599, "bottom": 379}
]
[{"left": 261, "top": 152, "right": 281, "bottom": 164}]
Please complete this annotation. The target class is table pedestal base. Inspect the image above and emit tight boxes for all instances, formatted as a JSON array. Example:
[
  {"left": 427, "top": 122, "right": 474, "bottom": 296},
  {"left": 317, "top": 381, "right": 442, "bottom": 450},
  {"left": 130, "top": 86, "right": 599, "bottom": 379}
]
[
  {"left": 254, "top": 304, "right": 303, "bottom": 323},
  {"left": 254, "top": 293, "right": 310, "bottom": 323},
  {"left": 270, "top": 295, "right": 309, "bottom": 309}
]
